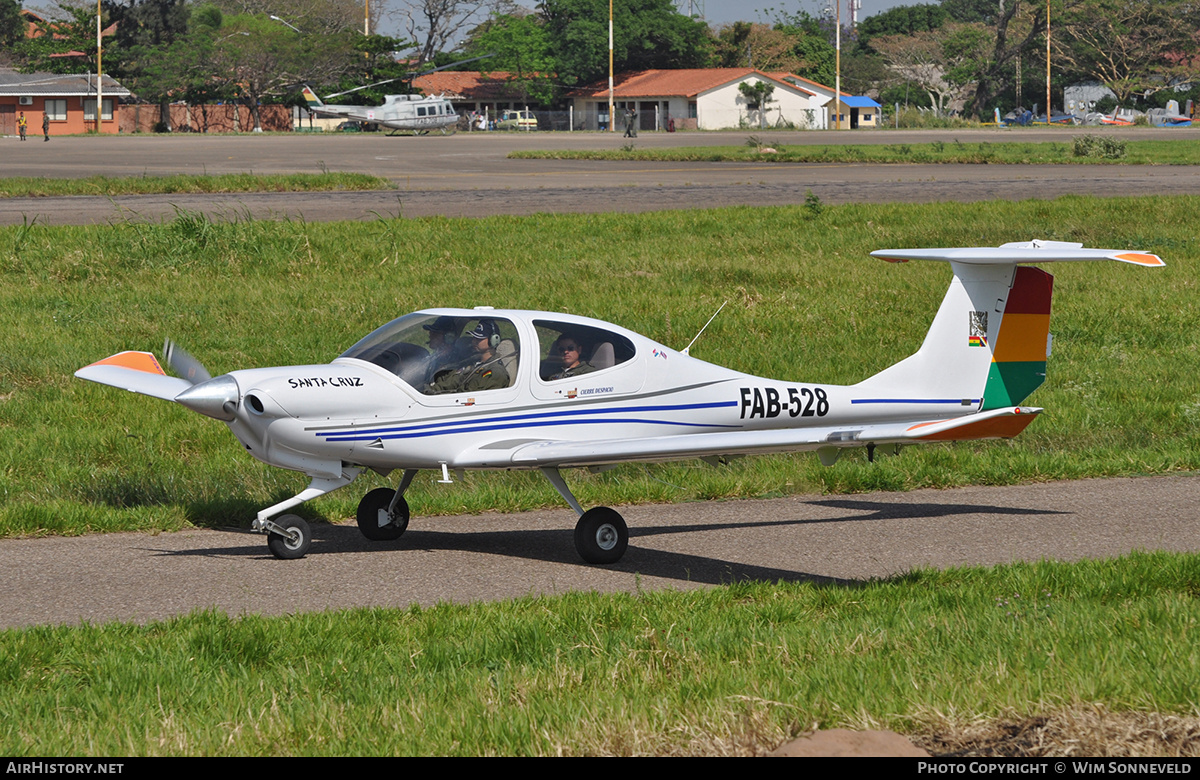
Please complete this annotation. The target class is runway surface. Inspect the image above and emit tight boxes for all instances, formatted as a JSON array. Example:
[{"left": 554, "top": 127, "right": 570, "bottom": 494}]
[
  {"left": 3, "top": 127, "right": 1199, "bottom": 225},
  {"left": 2, "top": 475, "right": 1196, "bottom": 628}
]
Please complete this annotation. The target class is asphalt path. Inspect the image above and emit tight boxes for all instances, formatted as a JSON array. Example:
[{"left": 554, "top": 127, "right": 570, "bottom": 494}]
[
  {"left": 3, "top": 127, "right": 1198, "bottom": 628},
  {"left": 3, "top": 126, "right": 1200, "bottom": 225},
  {"left": 2, "top": 475, "right": 1197, "bottom": 629}
]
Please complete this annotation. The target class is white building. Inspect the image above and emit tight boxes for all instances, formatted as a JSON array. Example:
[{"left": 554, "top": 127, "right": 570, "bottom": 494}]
[{"left": 566, "top": 68, "right": 833, "bottom": 131}]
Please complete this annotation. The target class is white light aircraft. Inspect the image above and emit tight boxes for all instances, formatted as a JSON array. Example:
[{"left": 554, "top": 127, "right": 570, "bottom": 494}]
[{"left": 76, "top": 241, "right": 1163, "bottom": 563}]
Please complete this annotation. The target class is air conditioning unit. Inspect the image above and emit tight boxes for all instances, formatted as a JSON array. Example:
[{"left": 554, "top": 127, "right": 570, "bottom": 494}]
[{"left": 18, "top": 96, "right": 33, "bottom": 106}]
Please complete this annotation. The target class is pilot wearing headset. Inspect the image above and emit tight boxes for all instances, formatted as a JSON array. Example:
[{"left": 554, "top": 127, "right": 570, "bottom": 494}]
[{"left": 426, "top": 319, "right": 509, "bottom": 394}]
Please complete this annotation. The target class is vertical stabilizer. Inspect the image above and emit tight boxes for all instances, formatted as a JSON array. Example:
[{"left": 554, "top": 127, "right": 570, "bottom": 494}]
[
  {"left": 857, "top": 242, "right": 1162, "bottom": 412},
  {"left": 853, "top": 262, "right": 1020, "bottom": 408},
  {"left": 301, "top": 86, "right": 324, "bottom": 109},
  {"left": 981, "top": 266, "right": 1053, "bottom": 409}
]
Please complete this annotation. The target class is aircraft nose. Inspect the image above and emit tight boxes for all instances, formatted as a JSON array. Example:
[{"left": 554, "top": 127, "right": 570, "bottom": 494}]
[{"left": 174, "top": 374, "right": 239, "bottom": 421}]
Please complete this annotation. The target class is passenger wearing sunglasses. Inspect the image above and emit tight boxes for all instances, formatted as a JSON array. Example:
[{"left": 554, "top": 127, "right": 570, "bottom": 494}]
[{"left": 548, "top": 334, "right": 597, "bottom": 380}]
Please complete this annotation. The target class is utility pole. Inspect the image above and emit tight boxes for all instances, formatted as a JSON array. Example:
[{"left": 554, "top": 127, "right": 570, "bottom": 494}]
[
  {"left": 835, "top": 0, "right": 841, "bottom": 130},
  {"left": 608, "top": 0, "right": 614, "bottom": 132},
  {"left": 95, "top": 0, "right": 102, "bottom": 133},
  {"left": 1045, "top": 0, "right": 1051, "bottom": 123}
]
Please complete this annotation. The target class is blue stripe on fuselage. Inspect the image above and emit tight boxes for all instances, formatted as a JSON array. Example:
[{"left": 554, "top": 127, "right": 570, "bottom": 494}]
[
  {"left": 851, "top": 398, "right": 981, "bottom": 405},
  {"left": 317, "top": 400, "right": 740, "bottom": 442}
]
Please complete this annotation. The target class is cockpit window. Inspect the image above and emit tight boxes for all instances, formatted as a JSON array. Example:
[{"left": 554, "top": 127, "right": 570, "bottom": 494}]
[
  {"left": 533, "top": 319, "right": 636, "bottom": 382},
  {"left": 341, "top": 313, "right": 520, "bottom": 394}
]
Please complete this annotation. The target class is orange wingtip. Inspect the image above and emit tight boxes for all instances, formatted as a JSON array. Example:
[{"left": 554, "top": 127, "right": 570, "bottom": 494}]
[
  {"left": 87, "top": 351, "right": 166, "bottom": 375},
  {"left": 1113, "top": 252, "right": 1165, "bottom": 267}
]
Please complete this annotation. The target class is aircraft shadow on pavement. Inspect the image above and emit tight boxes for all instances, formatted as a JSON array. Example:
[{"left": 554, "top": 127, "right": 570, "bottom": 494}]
[
  {"left": 151, "top": 526, "right": 848, "bottom": 587},
  {"left": 152, "top": 496, "right": 1067, "bottom": 587},
  {"left": 802, "top": 498, "right": 1068, "bottom": 522}
]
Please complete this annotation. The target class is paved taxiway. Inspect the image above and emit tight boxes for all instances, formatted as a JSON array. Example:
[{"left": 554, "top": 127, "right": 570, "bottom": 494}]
[
  {"left": 2, "top": 475, "right": 1197, "bottom": 628},
  {"left": 3, "top": 127, "right": 1200, "bottom": 225},
  {"left": 3, "top": 128, "right": 1196, "bottom": 626}
]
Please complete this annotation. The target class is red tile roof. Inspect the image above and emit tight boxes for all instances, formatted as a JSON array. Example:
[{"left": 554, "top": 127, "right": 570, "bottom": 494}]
[
  {"left": 413, "top": 71, "right": 547, "bottom": 100},
  {"left": 567, "top": 69, "right": 822, "bottom": 98},
  {"left": 768, "top": 72, "right": 849, "bottom": 98}
]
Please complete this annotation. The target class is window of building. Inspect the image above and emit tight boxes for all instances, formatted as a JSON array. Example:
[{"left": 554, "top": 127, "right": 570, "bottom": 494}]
[
  {"left": 44, "top": 99, "right": 66, "bottom": 121},
  {"left": 82, "top": 98, "right": 114, "bottom": 121}
]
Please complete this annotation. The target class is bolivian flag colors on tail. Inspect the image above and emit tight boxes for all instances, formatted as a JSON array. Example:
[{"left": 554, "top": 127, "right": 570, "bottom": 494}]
[{"left": 982, "top": 266, "right": 1053, "bottom": 411}]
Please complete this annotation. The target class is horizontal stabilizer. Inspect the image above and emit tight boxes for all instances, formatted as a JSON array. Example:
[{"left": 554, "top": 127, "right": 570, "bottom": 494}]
[
  {"left": 899, "top": 406, "right": 1041, "bottom": 440},
  {"left": 871, "top": 241, "right": 1164, "bottom": 267},
  {"left": 75, "top": 351, "right": 191, "bottom": 402}
]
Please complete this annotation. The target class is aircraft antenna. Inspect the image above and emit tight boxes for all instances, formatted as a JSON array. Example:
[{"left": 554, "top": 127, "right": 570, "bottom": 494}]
[{"left": 681, "top": 300, "right": 727, "bottom": 356}]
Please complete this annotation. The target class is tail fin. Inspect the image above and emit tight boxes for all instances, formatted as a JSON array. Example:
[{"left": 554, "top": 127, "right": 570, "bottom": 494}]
[
  {"left": 856, "top": 241, "right": 1163, "bottom": 411},
  {"left": 301, "top": 85, "right": 324, "bottom": 110}
]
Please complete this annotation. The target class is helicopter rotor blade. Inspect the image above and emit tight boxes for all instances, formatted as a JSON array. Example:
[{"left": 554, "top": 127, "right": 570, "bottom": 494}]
[{"left": 320, "top": 54, "right": 496, "bottom": 100}]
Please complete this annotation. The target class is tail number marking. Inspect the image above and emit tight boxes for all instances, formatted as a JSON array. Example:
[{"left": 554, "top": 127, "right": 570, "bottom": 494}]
[{"left": 740, "top": 387, "right": 829, "bottom": 419}]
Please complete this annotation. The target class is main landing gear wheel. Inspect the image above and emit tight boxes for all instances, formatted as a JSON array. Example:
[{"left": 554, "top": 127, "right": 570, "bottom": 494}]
[
  {"left": 356, "top": 487, "right": 410, "bottom": 542},
  {"left": 267, "top": 514, "right": 311, "bottom": 560},
  {"left": 574, "top": 507, "right": 628, "bottom": 564}
]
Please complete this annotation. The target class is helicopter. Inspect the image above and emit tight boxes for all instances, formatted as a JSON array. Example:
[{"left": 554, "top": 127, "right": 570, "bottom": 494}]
[
  {"left": 300, "top": 54, "right": 496, "bottom": 135},
  {"left": 303, "top": 87, "right": 457, "bottom": 134}
]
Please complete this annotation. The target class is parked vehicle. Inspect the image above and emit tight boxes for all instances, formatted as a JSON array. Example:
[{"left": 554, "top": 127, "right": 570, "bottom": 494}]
[{"left": 498, "top": 110, "right": 537, "bottom": 131}]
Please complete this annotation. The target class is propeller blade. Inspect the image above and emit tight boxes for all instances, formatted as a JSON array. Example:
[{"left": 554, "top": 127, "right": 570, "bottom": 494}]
[{"left": 163, "top": 339, "right": 212, "bottom": 385}]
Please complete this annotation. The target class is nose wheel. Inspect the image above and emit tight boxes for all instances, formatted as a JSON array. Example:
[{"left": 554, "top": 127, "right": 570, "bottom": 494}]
[
  {"left": 266, "top": 514, "right": 312, "bottom": 559},
  {"left": 574, "top": 507, "right": 628, "bottom": 564}
]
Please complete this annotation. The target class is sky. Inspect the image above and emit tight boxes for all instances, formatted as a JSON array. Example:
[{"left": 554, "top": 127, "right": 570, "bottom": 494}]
[
  {"left": 694, "top": 0, "right": 910, "bottom": 27},
  {"left": 379, "top": 1, "right": 913, "bottom": 45}
]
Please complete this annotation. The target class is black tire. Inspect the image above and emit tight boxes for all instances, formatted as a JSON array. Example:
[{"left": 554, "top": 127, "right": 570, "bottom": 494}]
[
  {"left": 574, "top": 507, "right": 628, "bottom": 564},
  {"left": 267, "top": 514, "right": 311, "bottom": 560},
  {"left": 356, "top": 487, "right": 410, "bottom": 541}
]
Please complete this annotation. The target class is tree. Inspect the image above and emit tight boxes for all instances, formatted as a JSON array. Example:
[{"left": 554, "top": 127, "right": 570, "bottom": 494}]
[
  {"left": 539, "top": 0, "right": 710, "bottom": 87},
  {"left": 960, "top": 0, "right": 1048, "bottom": 118},
  {"left": 872, "top": 24, "right": 988, "bottom": 115},
  {"left": 738, "top": 79, "right": 774, "bottom": 128},
  {"left": 857, "top": 3, "right": 947, "bottom": 46},
  {"left": 207, "top": 12, "right": 359, "bottom": 130},
  {"left": 940, "top": 0, "right": 1005, "bottom": 24},
  {"left": 206, "top": 0, "right": 370, "bottom": 35},
  {"left": 461, "top": 11, "right": 556, "bottom": 104},
  {"left": 0, "top": 0, "right": 23, "bottom": 50},
  {"left": 399, "top": 0, "right": 514, "bottom": 66},
  {"left": 771, "top": 9, "right": 837, "bottom": 87},
  {"left": 324, "top": 33, "right": 414, "bottom": 105},
  {"left": 102, "top": 0, "right": 191, "bottom": 129},
  {"left": 14, "top": 1, "right": 107, "bottom": 74},
  {"left": 1056, "top": 0, "right": 1200, "bottom": 104},
  {"left": 711, "top": 22, "right": 811, "bottom": 73}
]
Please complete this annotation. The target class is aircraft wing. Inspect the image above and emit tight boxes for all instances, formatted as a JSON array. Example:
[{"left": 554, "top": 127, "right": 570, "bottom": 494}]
[
  {"left": 492, "top": 406, "right": 1040, "bottom": 468},
  {"left": 75, "top": 351, "right": 191, "bottom": 402}
]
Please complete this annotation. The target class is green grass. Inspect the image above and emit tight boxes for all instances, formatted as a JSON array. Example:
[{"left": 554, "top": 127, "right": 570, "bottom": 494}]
[
  {"left": 511, "top": 138, "right": 1200, "bottom": 165},
  {"left": 0, "top": 196, "right": 1197, "bottom": 538},
  {"left": 1, "top": 551, "right": 1197, "bottom": 755},
  {"left": 0, "top": 172, "right": 393, "bottom": 198}
]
